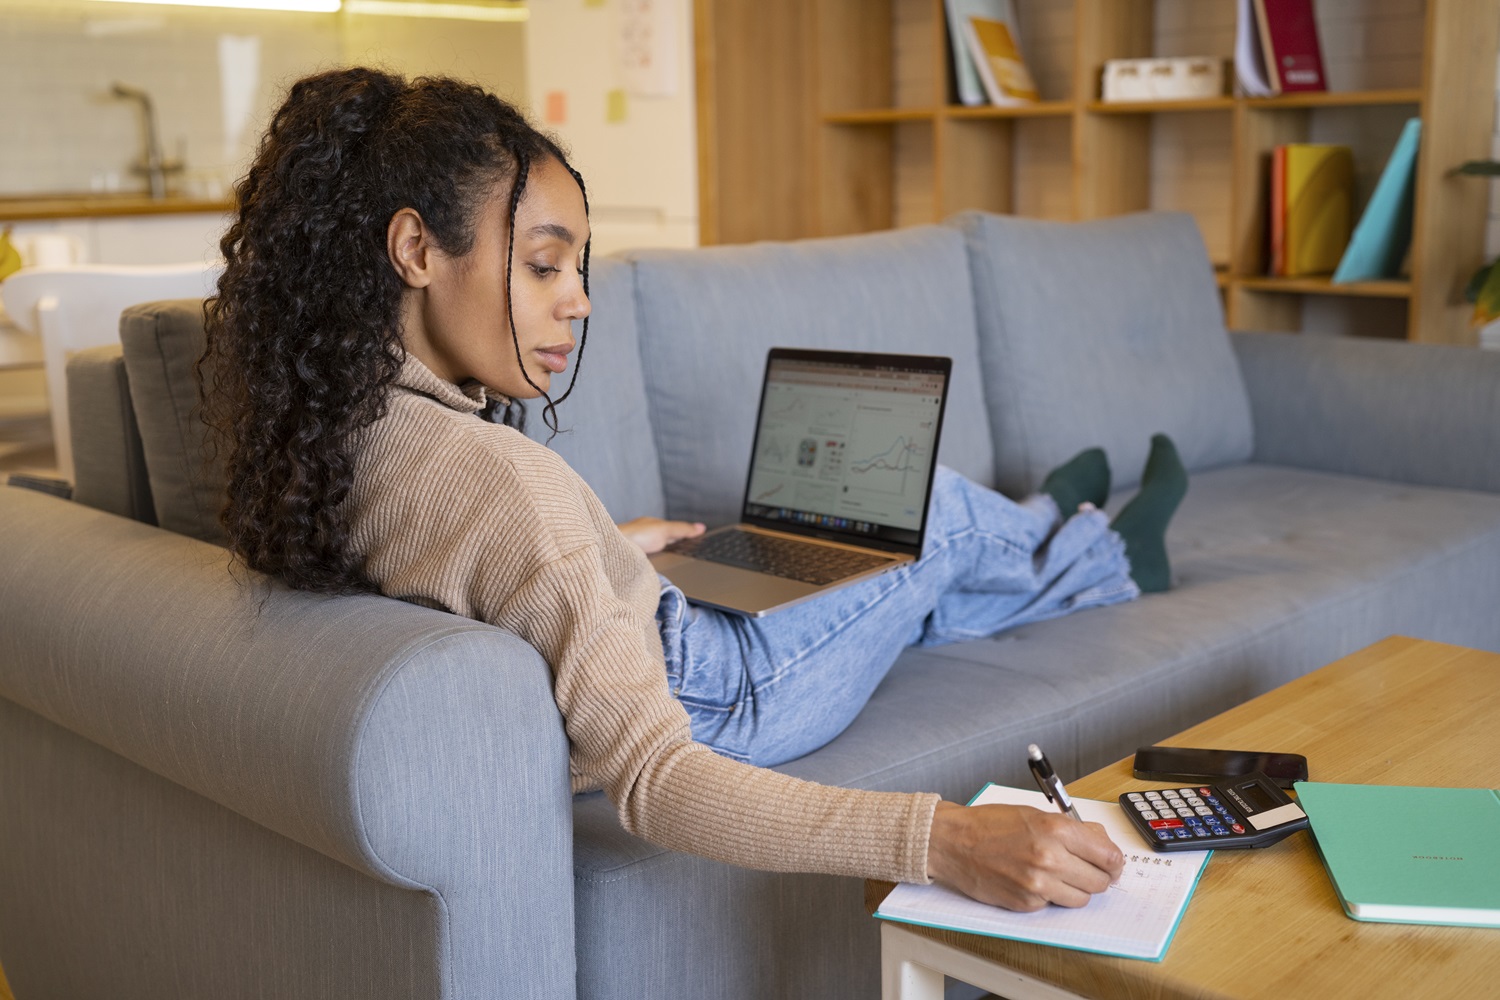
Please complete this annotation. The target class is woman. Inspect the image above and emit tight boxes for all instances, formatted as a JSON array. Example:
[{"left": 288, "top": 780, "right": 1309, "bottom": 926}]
[{"left": 204, "top": 68, "right": 1189, "bottom": 911}]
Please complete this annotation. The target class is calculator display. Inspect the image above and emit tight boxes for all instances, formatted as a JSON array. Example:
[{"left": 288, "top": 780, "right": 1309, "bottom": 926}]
[{"left": 1234, "top": 780, "right": 1279, "bottom": 811}]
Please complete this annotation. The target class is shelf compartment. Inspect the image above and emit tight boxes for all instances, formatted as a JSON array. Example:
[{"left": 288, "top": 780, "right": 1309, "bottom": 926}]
[
  {"left": 1088, "top": 97, "right": 1236, "bottom": 114},
  {"left": 946, "top": 101, "right": 1075, "bottom": 119},
  {"left": 1242, "top": 88, "right": 1423, "bottom": 110},
  {"left": 1234, "top": 276, "right": 1412, "bottom": 298}
]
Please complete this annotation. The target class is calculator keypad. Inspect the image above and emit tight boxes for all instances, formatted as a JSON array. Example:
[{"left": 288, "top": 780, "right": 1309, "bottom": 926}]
[
  {"left": 1120, "top": 777, "right": 1311, "bottom": 852},
  {"left": 1132, "top": 786, "right": 1246, "bottom": 844}
]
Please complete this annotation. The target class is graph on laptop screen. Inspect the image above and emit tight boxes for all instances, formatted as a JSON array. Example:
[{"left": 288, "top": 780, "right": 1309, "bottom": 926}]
[{"left": 743, "top": 356, "right": 945, "bottom": 545}]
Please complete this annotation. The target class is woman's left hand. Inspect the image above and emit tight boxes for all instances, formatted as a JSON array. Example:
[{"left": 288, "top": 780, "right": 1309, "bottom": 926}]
[{"left": 617, "top": 517, "right": 707, "bottom": 555}]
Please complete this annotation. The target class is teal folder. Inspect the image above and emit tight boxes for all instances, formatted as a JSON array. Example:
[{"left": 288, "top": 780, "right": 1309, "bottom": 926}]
[
  {"left": 1331, "top": 117, "right": 1420, "bottom": 283},
  {"left": 1297, "top": 781, "right": 1500, "bottom": 928}
]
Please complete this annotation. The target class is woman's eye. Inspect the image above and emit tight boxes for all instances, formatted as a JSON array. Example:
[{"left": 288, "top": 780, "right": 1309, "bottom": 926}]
[{"left": 528, "top": 264, "right": 560, "bottom": 277}]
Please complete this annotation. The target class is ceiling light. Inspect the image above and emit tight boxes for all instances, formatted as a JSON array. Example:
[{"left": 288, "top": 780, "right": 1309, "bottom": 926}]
[
  {"left": 344, "top": 0, "right": 528, "bottom": 22},
  {"left": 87, "top": 0, "right": 340, "bottom": 11}
]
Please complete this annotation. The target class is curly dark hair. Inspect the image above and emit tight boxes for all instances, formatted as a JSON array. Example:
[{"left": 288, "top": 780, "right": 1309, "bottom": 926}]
[{"left": 201, "top": 67, "right": 590, "bottom": 595}]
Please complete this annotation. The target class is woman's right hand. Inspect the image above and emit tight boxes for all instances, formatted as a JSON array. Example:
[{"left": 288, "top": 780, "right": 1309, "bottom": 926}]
[{"left": 925, "top": 800, "right": 1125, "bottom": 911}]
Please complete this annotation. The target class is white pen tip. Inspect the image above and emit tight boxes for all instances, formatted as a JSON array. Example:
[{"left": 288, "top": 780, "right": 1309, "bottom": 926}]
[{"left": 1027, "top": 743, "right": 1042, "bottom": 760}]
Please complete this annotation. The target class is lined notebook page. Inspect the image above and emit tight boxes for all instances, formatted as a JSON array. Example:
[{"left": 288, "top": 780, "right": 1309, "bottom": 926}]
[{"left": 876, "top": 784, "right": 1210, "bottom": 961}]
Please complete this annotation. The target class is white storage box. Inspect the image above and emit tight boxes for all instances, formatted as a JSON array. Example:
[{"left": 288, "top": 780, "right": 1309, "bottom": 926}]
[{"left": 1101, "top": 57, "right": 1226, "bottom": 102}]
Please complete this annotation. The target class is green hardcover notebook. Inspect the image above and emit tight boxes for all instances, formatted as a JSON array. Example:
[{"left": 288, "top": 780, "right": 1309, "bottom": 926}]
[{"left": 1297, "top": 782, "right": 1500, "bottom": 928}]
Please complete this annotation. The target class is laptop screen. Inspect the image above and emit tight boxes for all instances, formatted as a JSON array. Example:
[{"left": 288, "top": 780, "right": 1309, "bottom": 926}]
[{"left": 742, "top": 349, "right": 951, "bottom": 554}]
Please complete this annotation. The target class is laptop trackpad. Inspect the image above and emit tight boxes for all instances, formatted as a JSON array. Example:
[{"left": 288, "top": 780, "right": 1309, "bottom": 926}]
[{"left": 650, "top": 552, "right": 822, "bottom": 616}]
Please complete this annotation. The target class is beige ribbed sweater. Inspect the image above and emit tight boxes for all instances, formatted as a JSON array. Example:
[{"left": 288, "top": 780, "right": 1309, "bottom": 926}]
[{"left": 345, "top": 356, "right": 940, "bottom": 882}]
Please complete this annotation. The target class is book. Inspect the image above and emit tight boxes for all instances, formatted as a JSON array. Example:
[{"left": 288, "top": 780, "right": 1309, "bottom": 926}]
[
  {"left": 875, "top": 784, "right": 1211, "bottom": 961},
  {"left": 1271, "top": 145, "right": 1287, "bottom": 275},
  {"left": 963, "top": 15, "right": 1039, "bottom": 106},
  {"left": 1282, "top": 144, "right": 1354, "bottom": 276},
  {"left": 1333, "top": 117, "right": 1421, "bottom": 284},
  {"left": 1234, "top": 0, "right": 1276, "bottom": 97},
  {"left": 1254, "top": 0, "right": 1327, "bottom": 93},
  {"left": 1297, "top": 782, "right": 1500, "bottom": 928},
  {"left": 944, "top": 0, "right": 1028, "bottom": 107}
]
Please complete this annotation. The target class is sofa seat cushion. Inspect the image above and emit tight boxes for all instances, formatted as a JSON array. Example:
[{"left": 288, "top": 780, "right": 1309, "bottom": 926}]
[
  {"left": 568, "top": 462, "right": 1500, "bottom": 1000},
  {"left": 628, "top": 226, "right": 996, "bottom": 527},
  {"left": 955, "top": 211, "right": 1255, "bottom": 497}
]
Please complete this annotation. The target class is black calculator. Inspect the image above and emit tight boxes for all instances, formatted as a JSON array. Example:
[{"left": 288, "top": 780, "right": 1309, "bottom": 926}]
[{"left": 1118, "top": 771, "right": 1309, "bottom": 852}]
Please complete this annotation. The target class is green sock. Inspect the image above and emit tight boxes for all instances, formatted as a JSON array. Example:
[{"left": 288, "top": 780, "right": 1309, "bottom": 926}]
[
  {"left": 1040, "top": 447, "right": 1111, "bottom": 515},
  {"left": 1111, "top": 434, "right": 1188, "bottom": 594}
]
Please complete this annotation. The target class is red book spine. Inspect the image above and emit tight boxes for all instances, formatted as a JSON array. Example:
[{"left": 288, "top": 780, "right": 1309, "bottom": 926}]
[
  {"left": 1271, "top": 145, "right": 1287, "bottom": 276},
  {"left": 1257, "top": 0, "right": 1327, "bottom": 93}
]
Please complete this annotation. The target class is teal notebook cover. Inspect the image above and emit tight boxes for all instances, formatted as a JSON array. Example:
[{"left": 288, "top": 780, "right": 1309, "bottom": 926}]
[
  {"left": 1297, "top": 781, "right": 1500, "bottom": 928},
  {"left": 1331, "top": 117, "right": 1420, "bottom": 283}
]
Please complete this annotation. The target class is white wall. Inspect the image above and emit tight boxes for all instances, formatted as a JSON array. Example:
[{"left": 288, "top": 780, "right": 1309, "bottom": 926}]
[{"left": 524, "top": 0, "right": 698, "bottom": 255}]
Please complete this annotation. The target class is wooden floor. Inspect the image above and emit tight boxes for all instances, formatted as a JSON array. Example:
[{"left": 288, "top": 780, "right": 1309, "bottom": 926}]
[{"left": 1, "top": 960, "right": 15, "bottom": 1000}]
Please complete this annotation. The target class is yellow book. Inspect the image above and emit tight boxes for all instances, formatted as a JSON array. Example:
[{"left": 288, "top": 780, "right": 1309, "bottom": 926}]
[
  {"left": 963, "top": 15, "right": 1039, "bottom": 105},
  {"left": 1283, "top": 144, "right": 1354, "bottom": 277}
]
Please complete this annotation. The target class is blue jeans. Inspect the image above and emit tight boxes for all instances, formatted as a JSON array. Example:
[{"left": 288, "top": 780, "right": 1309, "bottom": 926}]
[{"left": 657, "top": 466, "right": 1138, "bottom": 767}]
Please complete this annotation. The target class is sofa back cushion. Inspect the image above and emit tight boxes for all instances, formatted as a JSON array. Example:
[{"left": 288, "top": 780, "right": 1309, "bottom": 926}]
[
  {"left": 66, "top": 343, "right": 157, "bottom": 525},
  {"left": 118, "top": 258, "right": 667, "bottom": 544},
  {"left": 526, "top": 256, "right": 666, "bottom": 521},
  {"left": 953, "top": 211, "right": 1254, "bottom": 496},
  {"left": 628, "top": 226, "right": 996, "bottom": 527},
  {"left": 119, "top": 298, "right": 226, "bottom": 543}
]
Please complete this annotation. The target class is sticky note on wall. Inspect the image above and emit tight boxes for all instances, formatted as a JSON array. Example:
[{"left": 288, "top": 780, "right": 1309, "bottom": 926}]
[
  {"left": 544, "top": 91, "right": 568, "bottom": 124},
  {"left": 605, "top": 88, "right": 628, "bottom": 123}
]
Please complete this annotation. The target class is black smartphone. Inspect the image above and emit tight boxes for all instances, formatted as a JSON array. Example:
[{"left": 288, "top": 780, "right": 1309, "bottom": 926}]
[{"left": 1132, "top": 746, "right": 1309, "bottom": 788}]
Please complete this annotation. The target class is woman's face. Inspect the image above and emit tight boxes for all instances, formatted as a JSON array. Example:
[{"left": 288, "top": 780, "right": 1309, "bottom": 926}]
[{"left": 399, "top": 154, "right": 591, "bottom": 399}]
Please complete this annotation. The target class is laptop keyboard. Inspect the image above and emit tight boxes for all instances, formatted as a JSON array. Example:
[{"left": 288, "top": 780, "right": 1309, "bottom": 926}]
[{"left": 667, "top": 530, "right": 897, "bottom": 587}]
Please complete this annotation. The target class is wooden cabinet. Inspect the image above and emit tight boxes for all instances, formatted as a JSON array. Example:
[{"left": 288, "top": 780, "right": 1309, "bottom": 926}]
[{"left": 694, "top": 0, "right": 1499, "bottom": 344}]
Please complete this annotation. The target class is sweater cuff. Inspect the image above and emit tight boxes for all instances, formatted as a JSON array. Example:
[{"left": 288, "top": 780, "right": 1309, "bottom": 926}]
[{"left": 903, "top": 792, "right": 942, "bottom": 884}]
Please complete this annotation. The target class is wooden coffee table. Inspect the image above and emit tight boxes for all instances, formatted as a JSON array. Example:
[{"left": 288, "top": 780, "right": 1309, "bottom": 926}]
[{"left": 873, "top": 636, "right": 1500, "bottom": 1000}]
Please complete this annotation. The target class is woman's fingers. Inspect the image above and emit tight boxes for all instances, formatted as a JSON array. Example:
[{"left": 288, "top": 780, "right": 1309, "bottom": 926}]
[
  {"left": 616, "top": 517, "right": 707, "bottom": 554},
  {"left": 927, "top": 801, "right": 1124, "bottom": 911}
]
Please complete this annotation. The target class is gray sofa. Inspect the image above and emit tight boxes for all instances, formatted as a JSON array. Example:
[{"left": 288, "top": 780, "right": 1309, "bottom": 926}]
[{"left": 5, "top": 211, "right": 1500, "bottom": 1000}]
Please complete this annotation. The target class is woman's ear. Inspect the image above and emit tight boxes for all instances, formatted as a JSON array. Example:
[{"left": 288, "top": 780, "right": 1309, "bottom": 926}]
[{"left": 387, "top": 208, "right": 435, "bottom": 288}]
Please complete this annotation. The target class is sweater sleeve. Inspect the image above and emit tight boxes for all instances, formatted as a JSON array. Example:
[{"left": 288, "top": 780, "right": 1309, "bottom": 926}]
[
  {"left": 349, "top": 401, "right": 940, "bottom": 884},
  {"left": 494, "top": 545, "right": 940, "bottom": 883}
]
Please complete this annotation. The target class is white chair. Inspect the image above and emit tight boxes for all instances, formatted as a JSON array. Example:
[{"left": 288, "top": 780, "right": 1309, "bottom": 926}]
[{"left": 0, "top": 262, "right": 222, "bottom": 482}]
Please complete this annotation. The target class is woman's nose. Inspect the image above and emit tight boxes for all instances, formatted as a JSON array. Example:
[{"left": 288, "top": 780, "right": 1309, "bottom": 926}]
[{"left": 563, "top": 287, "right": 591, "bottom": 321}]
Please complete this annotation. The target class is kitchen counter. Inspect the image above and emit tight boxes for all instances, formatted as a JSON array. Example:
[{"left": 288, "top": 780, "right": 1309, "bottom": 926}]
[{"left": 0, "top": 194, "right": 234, "bottom": 222}]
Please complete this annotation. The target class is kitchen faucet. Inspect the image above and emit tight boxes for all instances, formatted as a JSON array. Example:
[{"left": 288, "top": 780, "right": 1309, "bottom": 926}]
[{"left": 110, "top": 83, "right": 184, "bottom": 199}]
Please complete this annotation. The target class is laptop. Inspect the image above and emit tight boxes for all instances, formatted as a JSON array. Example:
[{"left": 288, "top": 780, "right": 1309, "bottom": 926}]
[{"left": 649, "top": 348, "right": 952, "bottom": 616}]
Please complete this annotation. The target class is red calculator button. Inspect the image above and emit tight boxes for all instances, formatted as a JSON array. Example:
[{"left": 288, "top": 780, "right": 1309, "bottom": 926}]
[
  {"left": 1148, "top": 819, "right": 1185, "bottom": 830},
  {"left": 1199, "top": 787, "right": 1213, "bottom": 797},
  {"left": 1231, "top": 823, "right": 1245, "bottom": 834}
]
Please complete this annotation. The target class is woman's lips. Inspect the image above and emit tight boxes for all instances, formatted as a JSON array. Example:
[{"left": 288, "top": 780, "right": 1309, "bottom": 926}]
[{"left": 535, "top": 344, "right": 573, "bottom": 374}]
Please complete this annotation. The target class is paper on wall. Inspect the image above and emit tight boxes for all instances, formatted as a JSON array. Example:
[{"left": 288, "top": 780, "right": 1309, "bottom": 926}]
[
  {"left": 219, "top": 34, "right": 262, "bottom": 164},
  {"left": 619, "top": 0, "right": 678, "bottom": 98}
]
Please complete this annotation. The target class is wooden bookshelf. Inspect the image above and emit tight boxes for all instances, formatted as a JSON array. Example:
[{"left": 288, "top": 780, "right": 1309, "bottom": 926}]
[
  {"left": 1087, "top": 97, "right": 1238, "bottom": 113},
  {"left": 1237, "top": 276, "right": 1413, "bottom": 298},
  {"left": 694, "top": 0, "right": 1500, "bottom": 345}
]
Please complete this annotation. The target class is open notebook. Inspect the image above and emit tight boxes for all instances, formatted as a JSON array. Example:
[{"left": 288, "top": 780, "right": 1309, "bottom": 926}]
[{"left": 876, "top": 784, "right": 1211, "bottom": 961}]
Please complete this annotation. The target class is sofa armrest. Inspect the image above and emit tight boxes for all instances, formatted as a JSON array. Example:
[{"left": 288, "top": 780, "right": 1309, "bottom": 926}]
[
  {"left": 0, "top": 486, "right": 577, "bottom": 999},
  {"left": 1231, "top": 331, "right": 1500, "bottom": 494}
]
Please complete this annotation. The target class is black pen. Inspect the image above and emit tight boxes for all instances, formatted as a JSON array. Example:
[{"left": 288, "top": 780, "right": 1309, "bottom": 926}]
[{"left": 1027, "top": 743, "right": 1081, "bottom": 821}]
